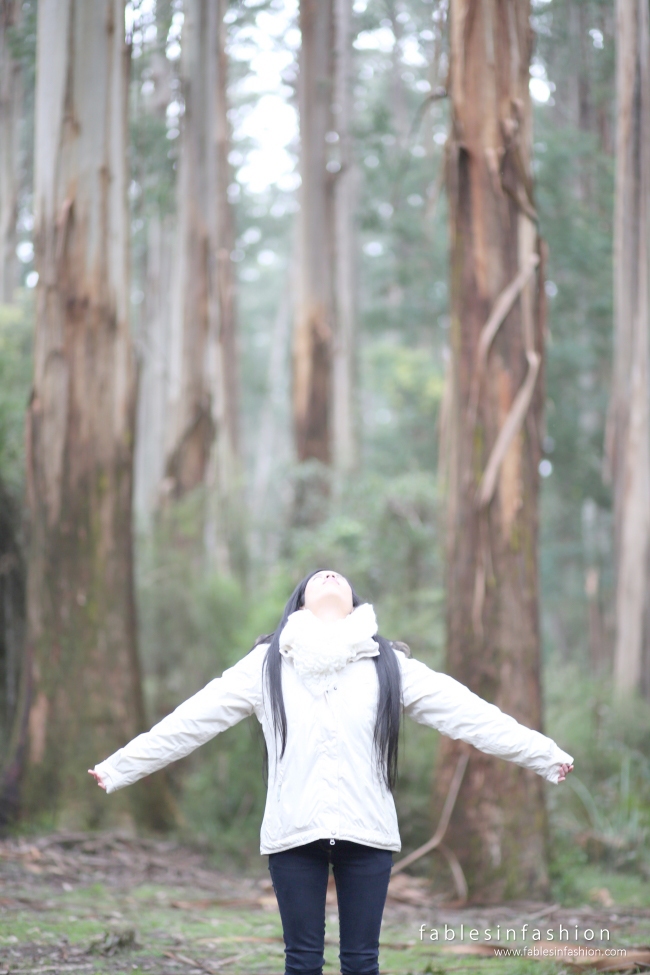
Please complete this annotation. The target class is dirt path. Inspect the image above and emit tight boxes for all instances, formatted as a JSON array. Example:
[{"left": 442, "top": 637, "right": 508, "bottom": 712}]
[{"left": 1, "top": 833, "right": 649, "bottom": 975}]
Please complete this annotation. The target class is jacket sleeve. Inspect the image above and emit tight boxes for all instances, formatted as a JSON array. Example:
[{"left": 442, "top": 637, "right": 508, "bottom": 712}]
[
  {"left": 93, "top": 644, "right": 267, "bottom": 794},
  {"left": 398, "top": 654, "right": 573, "bottom": 784}
]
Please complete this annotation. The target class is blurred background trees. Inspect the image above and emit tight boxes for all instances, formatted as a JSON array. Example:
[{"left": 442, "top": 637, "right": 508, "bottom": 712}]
[{"left": 1, "top": 0, "right": 650, "bottom": 905}]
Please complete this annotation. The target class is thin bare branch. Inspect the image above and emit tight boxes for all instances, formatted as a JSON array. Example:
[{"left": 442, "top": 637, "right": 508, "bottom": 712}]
[{"left": 391, "top": 750, "right": 469, "bottom": 875}]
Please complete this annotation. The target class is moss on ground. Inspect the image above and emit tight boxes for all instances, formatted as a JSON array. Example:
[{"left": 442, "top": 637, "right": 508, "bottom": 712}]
[{"left": 1, "top": 833, "right": 650, "bottom": 974}]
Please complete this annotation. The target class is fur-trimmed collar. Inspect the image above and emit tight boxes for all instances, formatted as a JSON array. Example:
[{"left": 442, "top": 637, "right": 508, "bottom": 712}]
[{"left": 278, "top": 602, "right": 379, "bottom": 696}]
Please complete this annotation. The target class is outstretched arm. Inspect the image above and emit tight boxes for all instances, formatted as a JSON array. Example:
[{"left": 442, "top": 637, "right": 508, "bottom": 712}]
[
  {"left": 89, "top": 644, "right": 266, "bottom": 794},
  {"left": 398, "top": 653, "right": 574, "bottom": 783}
]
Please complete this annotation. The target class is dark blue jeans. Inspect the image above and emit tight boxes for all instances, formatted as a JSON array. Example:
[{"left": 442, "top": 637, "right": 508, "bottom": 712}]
[{"left": 268, "top": 838, "right": 393, "bottom": 975}]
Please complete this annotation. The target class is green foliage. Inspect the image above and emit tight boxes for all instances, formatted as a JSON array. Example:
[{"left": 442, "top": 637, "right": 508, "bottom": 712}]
[
  {"left": 288, "top": 471, "right": 443, "bottom": 643},
  {"left": 545, "top": 661, "right": 650, "bottom": 893},
  {"left": 0, "top": 297, "right": 33, "bottom": 497},
  {"left": 363, "top": 340, "right": 446, "bottom": 473},
  {"left": 548, "top": 835, "right": 589, "bottom": 905},
  {"left": 532, "top": 0, "right": 616, "bottom": 670}
]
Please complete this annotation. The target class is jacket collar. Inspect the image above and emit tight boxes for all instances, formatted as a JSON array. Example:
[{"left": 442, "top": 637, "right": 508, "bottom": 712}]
[{"left": 278, "top": 602, "right": 379, "bottom": 696}]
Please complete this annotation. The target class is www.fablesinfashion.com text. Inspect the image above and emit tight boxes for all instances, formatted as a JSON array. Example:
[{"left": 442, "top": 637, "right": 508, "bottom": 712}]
[
  {"left": 418, "top": 924, "right": 612, "bottom": 943},
  {"left": 493, "top": 947, "right": 627, "bottom": 958}
]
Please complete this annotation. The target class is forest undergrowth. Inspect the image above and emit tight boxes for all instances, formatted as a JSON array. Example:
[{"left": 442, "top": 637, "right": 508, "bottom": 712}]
[{"left": 2, "top": 830, "right": 650, "bottom": 975}]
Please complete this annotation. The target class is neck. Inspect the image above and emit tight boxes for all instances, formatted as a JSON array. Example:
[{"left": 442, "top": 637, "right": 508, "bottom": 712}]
[{"left": 306, "top": 604, "right": 353, "bottom": 624}]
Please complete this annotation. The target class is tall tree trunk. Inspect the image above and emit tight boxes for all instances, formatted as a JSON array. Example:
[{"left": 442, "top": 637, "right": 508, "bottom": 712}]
[
  {"left": 166, "top": 0, "right": 238, "bottom": 505},
  {"left": 134, "top": 216, "right": 174, "bottom": 529},
  {"left": 204, "top": 0, "right": 243, "bottom": 574},
  {"left": 250, "top": 280, "right": 293, "bottom": 561},
  {"left": 331, "top": 0, "right": 357, "bottom": 478},
  {"left": 10, "top": 0, "right": 173, "bottom": 828},
  {"left": 436, "top": 0, "right": 549, "bottom": 901},
  {"left": 605, "top": 0, "right": 650, "bottom": 697},
  {"left": 0, "top": 0, "right": 21, "bottom": 302},
  {"left": 294, "top": 0, "right": 334, "bottom": 469}
]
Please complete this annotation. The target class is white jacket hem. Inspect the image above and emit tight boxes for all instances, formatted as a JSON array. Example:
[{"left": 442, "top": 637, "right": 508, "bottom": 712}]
[{"left": 260, "top": 828, "right": 401, "bottom": 855}]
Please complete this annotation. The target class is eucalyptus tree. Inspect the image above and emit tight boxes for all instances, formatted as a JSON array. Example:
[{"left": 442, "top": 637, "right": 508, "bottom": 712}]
[
  {"left": 294, "top": 0, "right": 357, "bottom": 496},
  {"left": 437, "top": 0, "right": 549, "bottom": 900},
  {"left": 7, "top": 0, "right": 172, "bottom": 826},
  {"left": 165, "top": 0, "right": 240, "bottom": 573}
]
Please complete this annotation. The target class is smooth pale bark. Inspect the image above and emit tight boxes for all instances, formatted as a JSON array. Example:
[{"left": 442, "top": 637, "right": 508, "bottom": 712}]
[
  {"left": 437, "top": 0, "right": 549, "bottom": 901},
  {"left": 12, "top": 0, "right": 173, "bottom": 827},
  {"left": 294, "top": 0, "right": 334, "bottom": 467},
  {"left": 166, "top": 0, "right": 239, "bottom": 521},
  {"left": 203, "top": 0, "right": 243, "bottom": 573},
  {"left": 0, "top": 0, "right": 21, "bottom": 302},
  {"left": 250, "top": 281, "right": 293, "bottom": 561},
  {"left": 331, "top": 0, "right": 357, "bottom": 478},
  {"left": 213, "top": 0, "right": 238, "bottom": 475},
  {"left": 605, "top": 0, "right": 650, "bottom": 697},
  {"left": 134, "top": 217, "right": 174, "bottom": 529}
]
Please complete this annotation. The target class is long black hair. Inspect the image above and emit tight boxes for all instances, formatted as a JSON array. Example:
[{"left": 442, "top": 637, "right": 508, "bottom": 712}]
[{"left": 251, "top": 570, "right": 403, "bottom": 791}]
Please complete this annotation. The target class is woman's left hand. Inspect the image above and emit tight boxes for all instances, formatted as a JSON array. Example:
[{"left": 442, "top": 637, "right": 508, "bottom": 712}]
[
  {"left": 557, "top": 763, "right": 574, "bottom": 782},
  {"left": 88, "top": 769, "right": 107, "bottom": 790}
]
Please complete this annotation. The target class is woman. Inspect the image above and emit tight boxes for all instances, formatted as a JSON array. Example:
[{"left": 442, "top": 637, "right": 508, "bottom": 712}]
[{"left": 90, "top": 568, "right": 574, "bottom": 975}]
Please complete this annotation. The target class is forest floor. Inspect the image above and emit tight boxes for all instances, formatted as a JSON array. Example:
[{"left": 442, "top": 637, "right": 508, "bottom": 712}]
[{"left": 1, "top": 832, "right": 650, "bottom": 975}]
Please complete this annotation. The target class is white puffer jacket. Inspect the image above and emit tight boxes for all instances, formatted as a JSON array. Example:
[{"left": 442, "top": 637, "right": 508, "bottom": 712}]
[{"left": 93, "top": 604, "right": 574, "bottom": 854}]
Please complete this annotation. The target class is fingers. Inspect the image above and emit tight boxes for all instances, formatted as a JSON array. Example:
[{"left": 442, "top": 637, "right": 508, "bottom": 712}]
[{"left": 87, "top": 769, "right": 107, "bottom": 790}]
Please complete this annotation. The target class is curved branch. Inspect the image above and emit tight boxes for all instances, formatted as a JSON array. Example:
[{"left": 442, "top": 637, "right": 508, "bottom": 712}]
[
  {"left": 438, "top": 841, "right": 469, "bottom": 903},
  {"left": 475, "top": 349, "right": 541, "bottom": 508},
  {"left": 391, "top": 750, "right": 469, "bottom": 875},
  {"left": 466, "top": 253, "right": 539, "bottom": 432}
]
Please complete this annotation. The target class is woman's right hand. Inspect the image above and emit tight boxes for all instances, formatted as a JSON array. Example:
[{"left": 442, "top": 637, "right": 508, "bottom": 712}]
[{"left": 88, "top": 769, "right": 107, "bottom": 790}]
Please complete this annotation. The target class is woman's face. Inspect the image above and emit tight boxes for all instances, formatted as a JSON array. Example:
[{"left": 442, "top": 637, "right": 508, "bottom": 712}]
[{"left": 302, "top": 570, "right": 354, "bottom": 621}]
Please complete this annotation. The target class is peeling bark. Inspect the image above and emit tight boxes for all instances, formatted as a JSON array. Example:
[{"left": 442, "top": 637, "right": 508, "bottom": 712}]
[
  {"left": 605, "top": 0, "right": 650, "bottom": 697},
  {"left": 10, "top": 0, "right": 174, "bottom": 828},
  {"left": 293, "top": 0, "right": 357, "bottom": 505},
  {"left": 294, "top": 0, "right": 335, "bottom": 468},
  {"left": 437, "top": 0, "right": 549, "bottom": 901}
]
